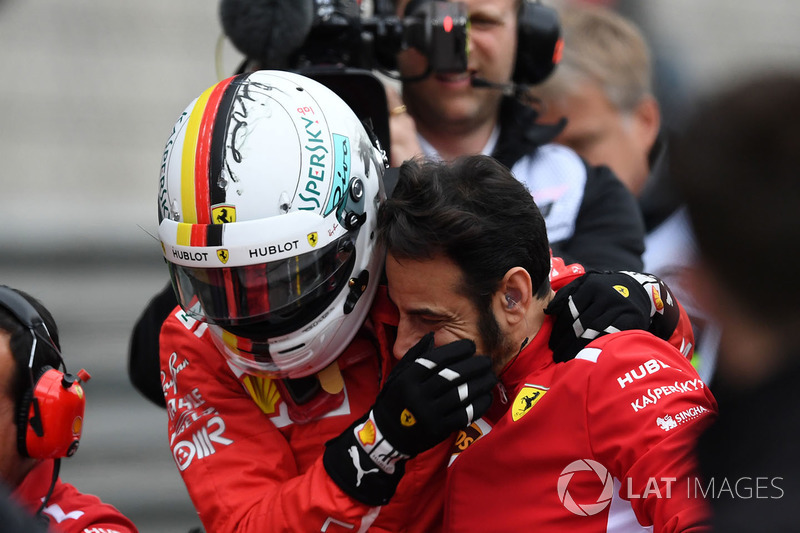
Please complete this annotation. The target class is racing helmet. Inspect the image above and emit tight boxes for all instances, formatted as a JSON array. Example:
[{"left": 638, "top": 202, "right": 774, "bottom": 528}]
[{"left": 157, "top": 70, "right": 388, "bottom": 378}]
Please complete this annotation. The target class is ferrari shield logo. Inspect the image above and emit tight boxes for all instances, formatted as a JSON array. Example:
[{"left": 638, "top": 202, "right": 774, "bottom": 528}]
[
  {"left": 307, "top": 232, "right": 319, "bottom": 247},
  {"left": 217, "top": 249, "right": 230, "bottom": 264},
  {"left": 511, "top": 385, "right": 549, "bottom": 421},
  {"left": 212, "top": 204, "right": 236, "bottom": 224},
  {"left": 613, "top": 285, "right": 630, "bottom": 298},
  {"left": 400, "top": 408, "right": 417, "bottom": 426}
]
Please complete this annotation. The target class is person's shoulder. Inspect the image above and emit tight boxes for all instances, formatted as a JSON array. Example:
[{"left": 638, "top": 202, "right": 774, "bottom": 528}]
[
  {"left": 46, "top": 480, "right": 138, "bottom": 532},
  {"left": 160, "top": 304, "right": 208, "bottom": 341},
  {"left": 570, "top": 331, "right": 715, "bottom": 427},
  {"left": 570, "top": 330, "right": 697, "bottom": 380},
  {"left": 158, "top": 304, "right": 228, "bottom": 381},
  {"left": 511, "top": 143, "right": 587, "bottom": 193},
  {"left": 530, "top": 143, "right": 586, "bottom": 173}
]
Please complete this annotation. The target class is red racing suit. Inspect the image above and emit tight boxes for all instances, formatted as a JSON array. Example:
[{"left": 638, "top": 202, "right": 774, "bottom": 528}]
[
  {"left": 159, "top": 258, "right": 695, "bottom": 532},
  {"left": 12, "top": 459, "right": 138, "bottom": 533},
  {"left": 159, "top": 287, "right": 450, "bottom": 533},
  {"left": 443, "top": 318, "right": 717, "bottom": 532}
]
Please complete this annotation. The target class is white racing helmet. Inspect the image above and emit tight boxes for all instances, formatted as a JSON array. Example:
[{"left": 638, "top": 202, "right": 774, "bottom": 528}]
[{"left": 158, "top": 70, "right": 387, "bottom": 378}]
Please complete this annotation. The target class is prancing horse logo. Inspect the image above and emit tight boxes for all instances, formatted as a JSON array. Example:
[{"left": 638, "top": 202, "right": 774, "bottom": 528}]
[
  {"left": 212, "top": 204, "right": 236, "bottom": 224},
  {"left": 511, "top": 384, "right": 549, "bottom": 421}
]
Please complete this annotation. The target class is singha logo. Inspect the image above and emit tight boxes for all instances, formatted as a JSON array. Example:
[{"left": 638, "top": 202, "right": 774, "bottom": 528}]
[{"left": 656, "top": 415, "right": 678, "bottom": 431}]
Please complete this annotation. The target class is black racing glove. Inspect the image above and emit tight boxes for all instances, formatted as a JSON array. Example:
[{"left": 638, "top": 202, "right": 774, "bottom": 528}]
[
  {"left": 545, "top": 271, "right": 680, "bottom": 363},
  {"left": 324, "top": 333, "right": 497, "bottom": 505}
]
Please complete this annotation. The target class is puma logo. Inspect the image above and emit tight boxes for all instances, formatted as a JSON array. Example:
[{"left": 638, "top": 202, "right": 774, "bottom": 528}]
[{"left": 348, "top": 446, "right": 379, "bottom": 487}]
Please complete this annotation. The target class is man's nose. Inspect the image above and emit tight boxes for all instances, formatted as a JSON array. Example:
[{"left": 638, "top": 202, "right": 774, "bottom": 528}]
[
  {"left": 392, "top": 326, "right": 419, "bottom": 361},
  {"left": 393, "top": 335, "right": 412, "bottom": 361}
]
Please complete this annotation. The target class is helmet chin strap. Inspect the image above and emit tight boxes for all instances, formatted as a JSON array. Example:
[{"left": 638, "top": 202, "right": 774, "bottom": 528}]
[
  {"left": 272, "top": 361, "right": 349, "bottom": 424},
  {"left": 317, "top": 362, "right": 345, "bottom": 395}
]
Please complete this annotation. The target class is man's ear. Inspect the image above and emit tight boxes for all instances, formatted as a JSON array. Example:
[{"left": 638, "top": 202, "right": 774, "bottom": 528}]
[
  {"left": 495, "top": 267, "right": 533, "bottom": 325},
  {"left": 633, "top": 94, "right": 661, "bottom": 154}
]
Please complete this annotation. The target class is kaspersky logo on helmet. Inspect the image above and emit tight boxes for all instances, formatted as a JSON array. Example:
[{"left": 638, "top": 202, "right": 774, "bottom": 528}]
[{"left": 297, "top": 111, "right": 334, "bottom": 213}]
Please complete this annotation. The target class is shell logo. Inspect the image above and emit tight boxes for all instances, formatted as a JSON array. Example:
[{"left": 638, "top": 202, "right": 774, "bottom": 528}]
[
  {"left": 72, "top": 416, "right": 83, "bottom": 437},
  {"left": 357, "top": 419, "right": 376, "bottom": 446},
  {"left": 651, "top": 285, "right": 664, "bottom": 311}
]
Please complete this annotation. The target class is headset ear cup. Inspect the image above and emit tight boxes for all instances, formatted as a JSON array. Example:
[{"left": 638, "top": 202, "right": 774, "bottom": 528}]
[
  {"left": 16, "top": 365, "right": 53, "bottom": 458},
  {"left": 17, "top": 367, "right": 86, "bottom": 459},
  {"left": 514, "top": 1, "right": 562, "bottom": 86},
  {"left": 16, "top": 386, "right": 36, "bottom": 457}
]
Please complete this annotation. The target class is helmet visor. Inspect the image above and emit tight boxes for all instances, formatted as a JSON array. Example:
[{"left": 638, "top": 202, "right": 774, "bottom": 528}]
[{"left": 169, "top": 234, "right": 356, "bottom": 334}]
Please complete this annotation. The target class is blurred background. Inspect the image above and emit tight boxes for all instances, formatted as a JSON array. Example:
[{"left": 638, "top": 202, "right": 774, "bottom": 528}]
[{"left": 1, "top": 1, "right": 799, "bottom": 531}]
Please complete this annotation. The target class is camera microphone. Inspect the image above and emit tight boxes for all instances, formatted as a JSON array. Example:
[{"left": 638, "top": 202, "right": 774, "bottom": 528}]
[
  {"left": 220, "top": 0, "right": 315, "bottom": 69},
  {"left": 470, "top": 77, "right": 526, "bottom": 98}
]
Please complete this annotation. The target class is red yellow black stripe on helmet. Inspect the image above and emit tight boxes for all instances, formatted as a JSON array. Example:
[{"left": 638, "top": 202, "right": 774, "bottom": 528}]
[
  {"left": 180, "top": 73, "right": 248, "bottom": 227},
  {"left": 174, "top": 222, "right": 224, "bottom": 248}
]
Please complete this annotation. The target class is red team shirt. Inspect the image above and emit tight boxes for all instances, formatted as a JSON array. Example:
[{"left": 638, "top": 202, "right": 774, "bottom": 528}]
[
  {"left": 443, "top": 322, "right": 716, "bottom": 532},
  {"left": 12, "top": 459, "right": 137, "bottom": 533},
  {"left": 160, "top": 258, "right": 712, "bottom": 532}
]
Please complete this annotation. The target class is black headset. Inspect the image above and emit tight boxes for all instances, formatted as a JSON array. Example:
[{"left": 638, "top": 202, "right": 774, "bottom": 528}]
[
  {"left": 0, "top": 286, "right": 90, "bottom": 460},
  {"left": 514, "top": 0, "right": 562, "bottom": 86}
]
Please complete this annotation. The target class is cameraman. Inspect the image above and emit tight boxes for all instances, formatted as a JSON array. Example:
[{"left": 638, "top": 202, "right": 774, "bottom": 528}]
[
  {"left": 214, "top": 0, "right": 645, "bottom": 271},
  {"left": 388, "top": 0, "right": 645, "bottom": 272}
]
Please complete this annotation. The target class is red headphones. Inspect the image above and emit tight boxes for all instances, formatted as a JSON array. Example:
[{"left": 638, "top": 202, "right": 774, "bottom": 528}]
[{"left": 0, "top": 287, "right": 91, "bottom": 459}]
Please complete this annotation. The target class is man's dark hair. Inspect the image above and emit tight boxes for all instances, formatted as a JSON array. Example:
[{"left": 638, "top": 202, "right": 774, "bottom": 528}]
[
  {"left": 377, "top": 154, "right": 551, "bottom": 306},
  {"left": 0, "top": 288, "right": 62, "bottom": 410},
  {"left": 672, "top": 72, "right": 800, "bottom": 326}
]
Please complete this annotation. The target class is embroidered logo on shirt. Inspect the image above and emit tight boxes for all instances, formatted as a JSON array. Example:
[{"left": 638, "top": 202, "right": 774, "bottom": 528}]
[
  {"left": 448, "top": 418, "right": 493, "bottom": 466},
  {"left": 242, "top": 375, "right": 282, "bottom": 415},
  {"left": 657, "top": 405, "right": 709, "bottom": 431},
  {"left": 42, "top": 503, "right": 84, "bottom": 523},
  {"left": 511, "top": 384, "right": 549, "bottom": 421}
]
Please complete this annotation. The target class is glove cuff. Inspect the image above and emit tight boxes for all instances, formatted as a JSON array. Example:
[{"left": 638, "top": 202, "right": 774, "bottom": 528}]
[
  {"left": 323, "top": 411, "right": 410, "bottom": 506},
  {"left": 353, "top": 410, "right": 411, "bottom": 473}
]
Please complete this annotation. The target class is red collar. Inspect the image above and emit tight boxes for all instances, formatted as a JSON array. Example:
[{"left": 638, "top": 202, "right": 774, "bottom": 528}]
[
  {"left": 498, "top": 315, "right": 556, "bottom": 392},
  {"left": 12, "top": 459, "right": 57, "bottom": 511}
]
